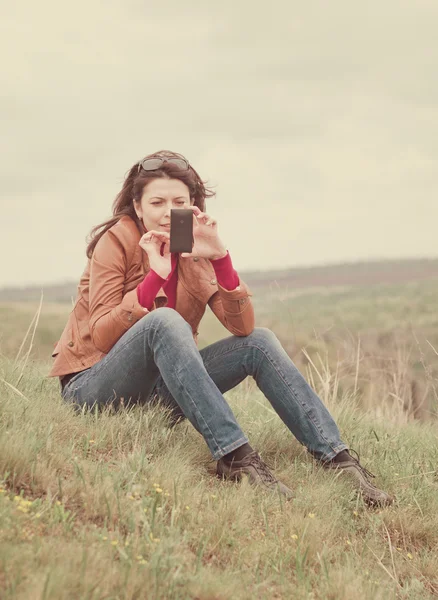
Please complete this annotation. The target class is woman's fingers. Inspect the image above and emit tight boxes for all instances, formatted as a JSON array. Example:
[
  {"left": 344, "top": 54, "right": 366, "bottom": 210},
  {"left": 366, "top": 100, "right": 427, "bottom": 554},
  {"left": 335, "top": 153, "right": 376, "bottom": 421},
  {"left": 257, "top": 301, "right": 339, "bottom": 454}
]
[
  {"left": 198, "top": 214, "right": 216, "bottom": 227},
  {"left": 148, "top": 230, "right": 170, "bottom": 239},
  {"left": 141, "top": 231, "right": 170, "bottom": 243},
  {"left": 189, "top": 206, "right": 209, "bottom": 222},
  {"left": 188, "top": 206, "right": 216, "bottom": 227}
]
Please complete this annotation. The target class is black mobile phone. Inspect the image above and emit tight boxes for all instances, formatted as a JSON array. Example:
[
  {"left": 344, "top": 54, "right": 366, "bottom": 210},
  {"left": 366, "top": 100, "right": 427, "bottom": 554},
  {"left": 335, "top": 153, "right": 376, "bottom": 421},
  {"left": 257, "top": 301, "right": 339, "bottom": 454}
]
[{"left": 170, "top": 209, "right": 194, "bottom": 253}]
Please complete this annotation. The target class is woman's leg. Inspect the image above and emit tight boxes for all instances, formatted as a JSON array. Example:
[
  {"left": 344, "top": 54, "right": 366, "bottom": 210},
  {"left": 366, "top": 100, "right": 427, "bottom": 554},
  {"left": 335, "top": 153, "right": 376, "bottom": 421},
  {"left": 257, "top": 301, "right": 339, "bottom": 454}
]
[
  {"left": 153, "top": 326, "right": 347, "bottom": 462},
  {"left": 153, "top": 326, "right": 393, "bottom": 505},
  {"left": 61, "top": 308, "right": 249, "bottom": 460}
]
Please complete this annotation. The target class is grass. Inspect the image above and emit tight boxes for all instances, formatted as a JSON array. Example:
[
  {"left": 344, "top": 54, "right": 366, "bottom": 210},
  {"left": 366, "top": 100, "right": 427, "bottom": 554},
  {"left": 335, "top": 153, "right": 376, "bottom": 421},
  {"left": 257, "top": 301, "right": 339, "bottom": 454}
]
[{"left": 1, "top": 278, "right": 438, "bottom": 598}]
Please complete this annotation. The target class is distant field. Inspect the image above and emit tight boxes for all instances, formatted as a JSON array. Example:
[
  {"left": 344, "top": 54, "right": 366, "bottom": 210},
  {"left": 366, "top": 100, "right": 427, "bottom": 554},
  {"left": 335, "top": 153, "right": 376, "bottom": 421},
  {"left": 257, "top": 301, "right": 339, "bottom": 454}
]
[
  {"left": 1, "top": 258, "right": 438, "bottom": 302},
  {"left": 244, "top": 258, "right": 438, "bottom": 290}
]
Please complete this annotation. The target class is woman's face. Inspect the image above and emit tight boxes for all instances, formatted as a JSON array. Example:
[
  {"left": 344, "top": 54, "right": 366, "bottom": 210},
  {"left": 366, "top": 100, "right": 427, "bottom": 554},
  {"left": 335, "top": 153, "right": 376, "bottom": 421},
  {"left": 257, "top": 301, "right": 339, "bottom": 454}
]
[{"left": 135, "top": 178, "right": 194, "bottom": 232}]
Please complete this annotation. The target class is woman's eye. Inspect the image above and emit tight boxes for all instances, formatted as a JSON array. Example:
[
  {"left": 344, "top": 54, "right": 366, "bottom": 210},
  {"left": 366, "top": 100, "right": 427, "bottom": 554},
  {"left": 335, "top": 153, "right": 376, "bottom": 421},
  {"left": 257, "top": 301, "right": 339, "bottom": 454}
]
[{"left": 151, "top": 201, "right": 185, "bottom": 206}]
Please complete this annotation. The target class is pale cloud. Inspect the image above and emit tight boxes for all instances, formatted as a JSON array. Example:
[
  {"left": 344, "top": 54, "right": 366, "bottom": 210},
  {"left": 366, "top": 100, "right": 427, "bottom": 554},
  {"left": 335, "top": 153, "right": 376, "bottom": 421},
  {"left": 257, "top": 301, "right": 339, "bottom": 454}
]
[{"left": 1, "top": 0, "right": 437, "bottom": 285}]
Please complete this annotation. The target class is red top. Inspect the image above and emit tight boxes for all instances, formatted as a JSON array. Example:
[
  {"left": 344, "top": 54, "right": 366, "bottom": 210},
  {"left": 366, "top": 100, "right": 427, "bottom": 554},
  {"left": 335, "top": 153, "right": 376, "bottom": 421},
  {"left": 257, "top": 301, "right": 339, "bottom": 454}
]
[{"left": 136, "top": 250, "right": 240, "bottom": 311}]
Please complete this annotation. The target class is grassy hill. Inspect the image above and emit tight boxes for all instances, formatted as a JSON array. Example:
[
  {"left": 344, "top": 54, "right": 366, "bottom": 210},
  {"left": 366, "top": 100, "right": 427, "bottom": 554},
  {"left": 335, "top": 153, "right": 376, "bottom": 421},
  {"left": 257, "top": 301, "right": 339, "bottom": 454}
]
[{"left": 1, "top": 260, "right": 438, "bottom": 598}]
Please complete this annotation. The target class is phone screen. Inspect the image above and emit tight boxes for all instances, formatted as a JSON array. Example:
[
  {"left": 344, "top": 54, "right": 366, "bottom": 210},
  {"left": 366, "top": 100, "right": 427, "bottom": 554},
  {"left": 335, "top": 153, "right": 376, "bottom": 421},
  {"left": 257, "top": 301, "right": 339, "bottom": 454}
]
[{"left": 170, "top": 209, "right": 194, "bottom": 253}]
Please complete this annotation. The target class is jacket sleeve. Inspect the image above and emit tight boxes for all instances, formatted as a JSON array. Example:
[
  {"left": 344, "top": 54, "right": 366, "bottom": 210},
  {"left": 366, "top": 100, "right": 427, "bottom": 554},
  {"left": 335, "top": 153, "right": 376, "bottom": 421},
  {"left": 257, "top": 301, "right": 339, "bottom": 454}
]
[
  {"left": 208, "top": 280, "right": 255, "bottom": 336},
  {"left": 88, "top": 230, "right": 151, "bottom": 353}
]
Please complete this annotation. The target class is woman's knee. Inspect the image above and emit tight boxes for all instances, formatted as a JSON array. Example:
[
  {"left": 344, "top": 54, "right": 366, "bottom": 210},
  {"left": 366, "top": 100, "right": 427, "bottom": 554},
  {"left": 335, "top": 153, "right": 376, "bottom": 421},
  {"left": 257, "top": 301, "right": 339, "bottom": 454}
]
[
  {"left": 146, "top": 307, "right": 192, "bottom": 335},
  {"left": 247, "top": 326, "right": 279, "bottom": 348},
  {"left": 241, "top": 328, "right": 280, "bottom": 377}
]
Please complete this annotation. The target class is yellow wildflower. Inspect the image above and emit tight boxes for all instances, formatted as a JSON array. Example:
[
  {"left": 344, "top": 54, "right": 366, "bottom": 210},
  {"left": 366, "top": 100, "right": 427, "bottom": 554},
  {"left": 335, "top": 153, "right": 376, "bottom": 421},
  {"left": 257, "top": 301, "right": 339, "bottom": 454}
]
[
  {"left": 291, "top": 534, "right": 298, "bottom": 540},
  {"left": 407, "top": 553, "right": 413, "bottom": 560},
  {"left": 308, "top": 513, "right": 316, "bottom": 519},
  {"left": 111, "top": 540, "right": 118, "bottom": 546}
]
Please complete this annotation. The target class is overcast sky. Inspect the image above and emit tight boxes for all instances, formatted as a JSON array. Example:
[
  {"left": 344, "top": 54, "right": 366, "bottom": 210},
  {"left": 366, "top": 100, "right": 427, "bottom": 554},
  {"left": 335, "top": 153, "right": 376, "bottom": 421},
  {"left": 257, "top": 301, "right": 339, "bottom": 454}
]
[{"left": 1, "top": 0, "right": 437, "bottom": 286}]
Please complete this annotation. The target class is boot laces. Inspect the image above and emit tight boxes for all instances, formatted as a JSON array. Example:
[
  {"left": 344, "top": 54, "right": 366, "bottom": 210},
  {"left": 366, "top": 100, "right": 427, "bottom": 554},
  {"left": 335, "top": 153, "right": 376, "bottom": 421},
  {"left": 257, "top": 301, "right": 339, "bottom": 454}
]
[
  {"left": 245, "top": 452, "right": 278, "bottom": 485},
  {"left": 348, "top": 448, "right": 376, "bottom": 480}
]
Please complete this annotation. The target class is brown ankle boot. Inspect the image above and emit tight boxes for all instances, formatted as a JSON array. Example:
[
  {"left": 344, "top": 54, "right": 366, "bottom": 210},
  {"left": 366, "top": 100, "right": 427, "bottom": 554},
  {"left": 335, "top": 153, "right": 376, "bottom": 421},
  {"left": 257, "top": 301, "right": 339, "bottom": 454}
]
[
  {"left": 217, "top": 450, "right": 294, "bottom": 500},
  {"left": 324, "top": 450, "right": 394, "bottom": 507}
]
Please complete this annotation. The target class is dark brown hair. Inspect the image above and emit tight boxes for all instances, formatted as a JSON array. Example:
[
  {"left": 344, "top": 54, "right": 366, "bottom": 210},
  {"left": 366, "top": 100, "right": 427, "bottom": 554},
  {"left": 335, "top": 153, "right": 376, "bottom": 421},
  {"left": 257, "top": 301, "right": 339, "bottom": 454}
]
[{"left": 86, "top": 150, "right": 215, "bottom": 258}]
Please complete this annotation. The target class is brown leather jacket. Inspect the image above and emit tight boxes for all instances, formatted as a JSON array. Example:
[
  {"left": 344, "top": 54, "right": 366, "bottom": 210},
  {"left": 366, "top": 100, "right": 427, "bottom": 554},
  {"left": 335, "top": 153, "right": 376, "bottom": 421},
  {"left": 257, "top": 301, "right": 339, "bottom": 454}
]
[{"left": 49, "top": 215, "right": 254, "bottom": 379}]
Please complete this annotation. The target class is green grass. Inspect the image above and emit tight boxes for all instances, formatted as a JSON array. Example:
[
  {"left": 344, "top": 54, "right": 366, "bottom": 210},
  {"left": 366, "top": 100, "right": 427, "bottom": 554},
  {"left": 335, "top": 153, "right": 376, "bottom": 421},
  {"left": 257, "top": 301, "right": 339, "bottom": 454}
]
[{"left": 1, "top": 278, "right": 438, "bottom": 598}]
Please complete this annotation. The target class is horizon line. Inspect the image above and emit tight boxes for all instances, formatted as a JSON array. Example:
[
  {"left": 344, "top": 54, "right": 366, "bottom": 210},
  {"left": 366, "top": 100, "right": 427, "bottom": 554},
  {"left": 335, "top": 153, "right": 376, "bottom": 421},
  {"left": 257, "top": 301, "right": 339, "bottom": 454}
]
[{"left": 1, "top": 254, "right": 438, "bottom": 291}]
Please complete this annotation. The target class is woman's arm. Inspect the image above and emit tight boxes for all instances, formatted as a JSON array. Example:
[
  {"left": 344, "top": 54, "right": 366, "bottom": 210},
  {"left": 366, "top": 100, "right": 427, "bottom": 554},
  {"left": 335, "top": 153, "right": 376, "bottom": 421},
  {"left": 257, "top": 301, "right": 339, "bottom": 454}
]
[
  {"left": 136, "top": 270, "right": 167, "bottom": 310},
  {"left": 88, "top": 230, "right": 151, "bottom": 353}
]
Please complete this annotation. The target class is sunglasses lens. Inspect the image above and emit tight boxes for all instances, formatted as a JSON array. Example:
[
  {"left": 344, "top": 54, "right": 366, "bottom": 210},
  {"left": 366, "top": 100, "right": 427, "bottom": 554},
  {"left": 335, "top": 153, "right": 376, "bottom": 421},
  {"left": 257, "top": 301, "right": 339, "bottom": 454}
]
[
  {"left": 168, "top": 158, "right": 189, "bottom": 170},
  {"left": 139, "top": 157, "right": 189, "bottom": 171},
  {"left": 140, "top": 158, "right": 163, "bottom": 171}
]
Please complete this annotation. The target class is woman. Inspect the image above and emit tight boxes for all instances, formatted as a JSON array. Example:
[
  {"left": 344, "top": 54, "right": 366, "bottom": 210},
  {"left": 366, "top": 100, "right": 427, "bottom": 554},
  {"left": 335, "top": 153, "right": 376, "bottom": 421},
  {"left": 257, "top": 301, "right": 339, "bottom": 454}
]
[{"left": 49, "top": 150, "right": 393, "bottom": 506}]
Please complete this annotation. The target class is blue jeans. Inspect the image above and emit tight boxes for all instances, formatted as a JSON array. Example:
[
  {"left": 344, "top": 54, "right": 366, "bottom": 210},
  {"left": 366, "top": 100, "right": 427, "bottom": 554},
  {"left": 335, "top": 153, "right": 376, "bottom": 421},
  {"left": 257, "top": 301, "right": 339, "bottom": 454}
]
[{"left": 62, "top": 308, "right": 347, "bottom": 461}]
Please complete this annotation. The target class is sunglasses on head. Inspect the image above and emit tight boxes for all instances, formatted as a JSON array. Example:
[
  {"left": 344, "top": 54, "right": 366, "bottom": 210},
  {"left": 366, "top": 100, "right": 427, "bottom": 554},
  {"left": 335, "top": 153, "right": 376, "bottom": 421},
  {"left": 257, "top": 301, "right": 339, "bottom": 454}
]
[{"left": 137, "top": 156, "right": 190, "bottom": 173}]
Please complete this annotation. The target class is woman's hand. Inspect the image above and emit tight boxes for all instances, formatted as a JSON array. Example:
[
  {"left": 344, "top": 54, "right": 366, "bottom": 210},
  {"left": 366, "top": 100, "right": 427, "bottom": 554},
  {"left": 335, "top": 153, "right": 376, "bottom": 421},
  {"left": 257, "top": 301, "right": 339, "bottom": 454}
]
[
  {"left": 139, "top": 230, "right": 172, "bottom": 279},
  {"left": 181, "top": 206, "right": 227, "bottom": 260}
]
